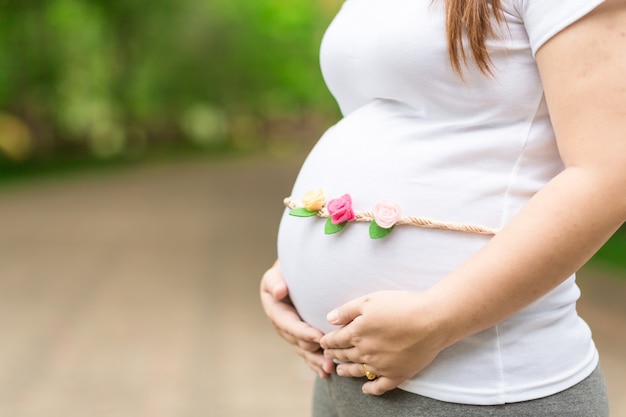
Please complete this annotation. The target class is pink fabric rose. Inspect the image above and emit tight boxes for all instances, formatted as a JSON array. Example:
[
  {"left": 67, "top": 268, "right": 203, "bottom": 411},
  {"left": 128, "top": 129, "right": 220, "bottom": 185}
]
[
  {"left": 373, "top": 200, "right": 402, "bottom": 229},
  {"left": 327, "top": 194, "right": 356, "bottom": 224}
]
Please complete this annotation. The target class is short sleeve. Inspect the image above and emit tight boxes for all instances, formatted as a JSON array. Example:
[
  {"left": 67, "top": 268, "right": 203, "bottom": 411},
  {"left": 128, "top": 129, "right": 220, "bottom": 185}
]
[{"left": 515, "top": 0, "right": 606, "bottom": 56}]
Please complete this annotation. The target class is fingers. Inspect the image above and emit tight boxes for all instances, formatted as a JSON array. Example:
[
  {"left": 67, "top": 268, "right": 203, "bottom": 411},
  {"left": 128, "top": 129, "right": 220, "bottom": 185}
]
[
  {"left": 363, "top": 377, "right": 401, "bottom": 396},
  {"left": 319, "top": 334, "right": 352, "bottom": 351},
  {"left": 295, "top": 346, "right": 336, "bottom": 379},
  {"left": 333, "top": 363, "right": 400, "bottom": 396},
  {"left": 319, "top": 319, "right": 360, "bottom": 350},
  {"left": 260, "top": 260, "right": 289, "bottom": 301},
  {"left": 326, "top": 296, "right": 366, "bottom": 326},
  {"left": 271, "top": 312, "right": 324, "bottom": 352},
  {"left": 260, "top": 261, "right": 324, "bottom": 348},
  {"left": 270, "top": 301, "right": 323, "bottom": 349},
  {"left": 335, "top": 361, "right": 369, "bottom": 378},
  {"left": 260, "top": 260, "right": 337, "bottom": 380}
]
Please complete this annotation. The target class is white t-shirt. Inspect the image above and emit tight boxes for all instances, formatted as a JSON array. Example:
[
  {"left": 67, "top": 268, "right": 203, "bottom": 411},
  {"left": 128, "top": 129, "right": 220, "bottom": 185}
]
[{"left": 277, "top": 0, "right": 605, "bottom": 405}]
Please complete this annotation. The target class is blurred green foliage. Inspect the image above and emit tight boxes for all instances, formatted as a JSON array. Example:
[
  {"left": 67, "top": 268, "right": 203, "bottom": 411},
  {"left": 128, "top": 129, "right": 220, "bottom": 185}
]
[
  {"left": 591, "top": 225, "right": 626, "bottom": 274},
  {"left": 0, "top": 0, "right": 341, "bottom": 165}
]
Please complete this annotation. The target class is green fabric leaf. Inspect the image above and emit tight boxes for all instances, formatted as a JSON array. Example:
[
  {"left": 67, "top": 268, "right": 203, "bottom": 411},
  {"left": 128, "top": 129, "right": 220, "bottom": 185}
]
[
  {"left": 325, "top": 217, "right": 347, "bottom": 234},
  {"left": 369, "top": 221, "right": 394, "bottom": 239},
  {"left": 289, "top": 208, "right": 318, "bottom": 217}
]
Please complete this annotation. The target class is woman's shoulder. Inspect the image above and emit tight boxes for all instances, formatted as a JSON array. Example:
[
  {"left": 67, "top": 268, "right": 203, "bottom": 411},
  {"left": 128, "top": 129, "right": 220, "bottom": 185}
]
[{"left": 502, "top": 0, "right": 607, "bottom": 56}]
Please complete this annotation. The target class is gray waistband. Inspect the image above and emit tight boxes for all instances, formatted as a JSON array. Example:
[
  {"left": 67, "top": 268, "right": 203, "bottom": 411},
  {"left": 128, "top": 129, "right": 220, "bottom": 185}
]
[{"left": 313, "top": 366, "right": 609, "bottom": 417}]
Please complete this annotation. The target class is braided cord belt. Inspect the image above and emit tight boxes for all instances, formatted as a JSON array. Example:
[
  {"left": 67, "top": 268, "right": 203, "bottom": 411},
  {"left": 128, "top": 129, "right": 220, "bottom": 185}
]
[{"left": 283, "top": 195, "right": 499, "bottom": 238}]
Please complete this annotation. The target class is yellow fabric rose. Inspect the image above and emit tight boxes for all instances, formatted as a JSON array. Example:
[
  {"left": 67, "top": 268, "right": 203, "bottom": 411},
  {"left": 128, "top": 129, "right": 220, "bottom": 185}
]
[{"left": 302, "top": 188, "right": 326, "bottom": 212}]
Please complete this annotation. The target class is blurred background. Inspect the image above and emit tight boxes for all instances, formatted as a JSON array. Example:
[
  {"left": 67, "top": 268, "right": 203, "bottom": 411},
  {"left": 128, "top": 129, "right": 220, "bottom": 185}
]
[
  {"left": 0, "top": 0, "right": 341, "bottom": 172},
  {"left": 0, "top": 0, "right": 624, "bottom": 415}
]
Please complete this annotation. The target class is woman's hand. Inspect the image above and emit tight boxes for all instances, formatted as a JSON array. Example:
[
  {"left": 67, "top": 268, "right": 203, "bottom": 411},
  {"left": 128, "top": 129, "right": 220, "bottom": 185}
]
[
  {"left": 320, "top": 290, "right": 451, "bottom": 396},
  {"left": 260, "top": 260, "right": 335, "bottom": 378}
]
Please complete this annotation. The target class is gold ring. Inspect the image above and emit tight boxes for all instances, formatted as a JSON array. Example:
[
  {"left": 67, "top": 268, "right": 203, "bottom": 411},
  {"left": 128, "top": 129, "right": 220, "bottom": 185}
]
[{"left": 363, "top": 364, "right": 378, "bottom": 380}]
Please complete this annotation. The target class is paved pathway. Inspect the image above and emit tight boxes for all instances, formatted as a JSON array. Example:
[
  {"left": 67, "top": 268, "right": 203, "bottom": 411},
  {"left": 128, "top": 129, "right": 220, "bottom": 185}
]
[{"left": 0, "top": 154, "right": 623, "bottom": 416}]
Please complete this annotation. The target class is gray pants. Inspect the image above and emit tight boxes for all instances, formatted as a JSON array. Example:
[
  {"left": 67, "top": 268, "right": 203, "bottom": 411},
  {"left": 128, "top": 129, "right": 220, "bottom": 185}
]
[{"left": 313, "top": 366, "right": 609, "bottom": 417}]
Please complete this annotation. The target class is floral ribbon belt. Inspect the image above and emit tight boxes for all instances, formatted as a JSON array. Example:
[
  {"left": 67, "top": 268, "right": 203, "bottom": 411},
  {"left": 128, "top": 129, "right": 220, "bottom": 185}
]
[{"left": 284, "top": 189, "right": 499, "bottom": 239}]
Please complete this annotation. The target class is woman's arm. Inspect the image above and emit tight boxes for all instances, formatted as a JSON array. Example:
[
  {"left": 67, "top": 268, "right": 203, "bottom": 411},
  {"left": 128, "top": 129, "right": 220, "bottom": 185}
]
[
  {"left": 320, "top": 0, "right": 626, "bottom": 395},
  {"left": 260, "top": 259, "right": 336, "bottom": 378}
]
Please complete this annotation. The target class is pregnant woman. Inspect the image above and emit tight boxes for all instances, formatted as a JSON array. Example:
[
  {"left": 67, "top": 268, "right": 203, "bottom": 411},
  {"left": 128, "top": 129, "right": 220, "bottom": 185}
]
[{"left": 261, "top": 0, "right": 626, "bottom": 415}]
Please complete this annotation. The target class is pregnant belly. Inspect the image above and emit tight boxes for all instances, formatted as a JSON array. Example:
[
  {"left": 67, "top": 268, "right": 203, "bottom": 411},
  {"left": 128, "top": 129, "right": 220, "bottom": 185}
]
[
  {"left": 277, "top": 209, "right": 489, "bottom": 334},
  {"left": 275, "top": 99, "right": 498, "bottom": 333}
]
